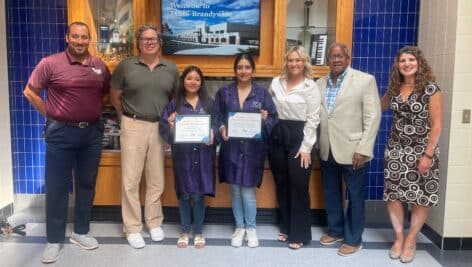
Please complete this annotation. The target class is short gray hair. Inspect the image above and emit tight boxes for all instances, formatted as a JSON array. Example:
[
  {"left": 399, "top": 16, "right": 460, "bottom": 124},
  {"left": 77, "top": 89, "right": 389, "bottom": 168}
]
[{"left": 327, "top": 42, "right": 350, "bottom": 58}]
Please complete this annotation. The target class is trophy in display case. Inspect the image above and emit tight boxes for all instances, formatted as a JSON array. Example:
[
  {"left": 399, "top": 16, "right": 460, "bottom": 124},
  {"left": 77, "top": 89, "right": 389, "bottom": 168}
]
[{"left": 90, "top": 0, "right": 134, "bottom": 65}]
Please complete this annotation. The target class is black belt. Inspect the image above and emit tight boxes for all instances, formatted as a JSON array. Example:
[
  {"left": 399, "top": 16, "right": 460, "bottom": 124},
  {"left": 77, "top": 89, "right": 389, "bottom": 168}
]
[
  {"left": 48, "top": 118, "right": 99, "bottom": 128},
  {"left": 122, "top": 111, "right": 160, "bottom": 122}
]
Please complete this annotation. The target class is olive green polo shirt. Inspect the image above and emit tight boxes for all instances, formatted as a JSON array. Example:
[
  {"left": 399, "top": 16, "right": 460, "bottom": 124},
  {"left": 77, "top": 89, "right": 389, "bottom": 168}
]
[{"left": 111, "top": 56, "right": 179, "bottom": 118}]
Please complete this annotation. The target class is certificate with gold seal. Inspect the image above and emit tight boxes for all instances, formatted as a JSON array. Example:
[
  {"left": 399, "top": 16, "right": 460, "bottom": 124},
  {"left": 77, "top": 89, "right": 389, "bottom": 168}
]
[
  {"left": 174, "top": 115, "right": 211, "bottom": 143},
  {"left": 227, "top": 112, "right": 262, "bottom": 139}
]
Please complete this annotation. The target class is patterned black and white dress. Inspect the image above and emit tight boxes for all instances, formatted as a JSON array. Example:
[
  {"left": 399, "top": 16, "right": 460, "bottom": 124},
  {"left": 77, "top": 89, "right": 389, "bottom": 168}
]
[{"left": 383, "top": 84, "right": 440, "bottom": 206}]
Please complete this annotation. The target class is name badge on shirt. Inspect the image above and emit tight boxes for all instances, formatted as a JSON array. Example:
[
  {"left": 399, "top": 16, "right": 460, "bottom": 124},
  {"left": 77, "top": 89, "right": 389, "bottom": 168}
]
[
  {"left": 252, "top": 101, "right": 262, "bottom": 109},
  {"left": 91, "top": 68, "right": 102, "bottom": 75}
]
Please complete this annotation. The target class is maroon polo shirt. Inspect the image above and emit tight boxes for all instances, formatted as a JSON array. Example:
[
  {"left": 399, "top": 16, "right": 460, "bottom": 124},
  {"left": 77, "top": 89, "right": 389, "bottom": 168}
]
[{"left": 28, "top": 50, "right": 110, "bottom": 122}]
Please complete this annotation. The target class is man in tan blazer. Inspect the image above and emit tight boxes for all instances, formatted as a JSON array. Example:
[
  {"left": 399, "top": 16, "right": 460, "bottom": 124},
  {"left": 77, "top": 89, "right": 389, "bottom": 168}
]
[{"left": 316, "top": 43, "right": 381, "bottom": 256}]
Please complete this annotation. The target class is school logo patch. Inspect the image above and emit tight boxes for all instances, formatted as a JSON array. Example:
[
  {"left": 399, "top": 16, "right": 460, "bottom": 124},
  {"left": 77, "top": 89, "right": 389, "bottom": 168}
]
[{"left": 91, "top": 68, "right": 102, "bottom": 75}]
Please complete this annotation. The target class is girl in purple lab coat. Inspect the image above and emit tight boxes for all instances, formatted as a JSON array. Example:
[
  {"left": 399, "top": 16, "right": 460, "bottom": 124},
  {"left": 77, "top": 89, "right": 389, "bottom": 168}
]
[
  {"left": 213, "top": 53, "right": 278, "bottom": 248},
  {"left": 159, "top": 65, "right": 216, "bottom": 249}
]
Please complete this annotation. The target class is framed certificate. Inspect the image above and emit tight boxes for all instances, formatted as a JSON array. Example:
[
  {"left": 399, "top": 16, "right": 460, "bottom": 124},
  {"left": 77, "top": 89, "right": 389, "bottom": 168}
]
[
  {"left": 174, "top": 115, "right": 211, "bottom": 143},
  {"left": 227, "top": 112, "right": 262, "bottom": 139}
]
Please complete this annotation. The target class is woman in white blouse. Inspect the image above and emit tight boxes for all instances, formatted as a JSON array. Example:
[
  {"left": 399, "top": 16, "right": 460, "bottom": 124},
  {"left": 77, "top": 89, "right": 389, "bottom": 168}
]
[{"left": 268, "top": 45, "right": 321, "bottom": 249}]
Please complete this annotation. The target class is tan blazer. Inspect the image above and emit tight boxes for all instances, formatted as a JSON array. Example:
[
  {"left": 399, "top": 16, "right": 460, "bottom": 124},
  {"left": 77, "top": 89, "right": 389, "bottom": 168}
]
[{"left": 316, "top": 67, "right": 381, "bottom": 164}]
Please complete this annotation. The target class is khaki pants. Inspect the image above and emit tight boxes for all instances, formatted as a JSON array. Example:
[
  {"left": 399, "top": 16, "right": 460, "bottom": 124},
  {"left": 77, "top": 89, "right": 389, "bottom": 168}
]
[{"left": 120, "top": 115, "right": 165, "bottom": 234}]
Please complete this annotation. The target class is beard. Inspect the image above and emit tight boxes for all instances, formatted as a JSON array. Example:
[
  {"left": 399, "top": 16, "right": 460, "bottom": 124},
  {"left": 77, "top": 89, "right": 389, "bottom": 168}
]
[{"left": 67, "top": 45, "right": 89, "bottom": 59}]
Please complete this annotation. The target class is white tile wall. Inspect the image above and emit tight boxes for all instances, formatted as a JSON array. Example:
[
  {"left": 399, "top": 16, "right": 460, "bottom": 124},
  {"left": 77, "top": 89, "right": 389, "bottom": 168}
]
[
  {"left": 418, "top": 0, "right": 454, "bottom": 237},
  {"left": 0, "top": 2, "right": 14, "bottom": 210},
  {"left": 420, "top": 0, "right": 472, "bottom": 238},
  {"left": 447, "top": 0, "right": 472, "bottom": 237}
]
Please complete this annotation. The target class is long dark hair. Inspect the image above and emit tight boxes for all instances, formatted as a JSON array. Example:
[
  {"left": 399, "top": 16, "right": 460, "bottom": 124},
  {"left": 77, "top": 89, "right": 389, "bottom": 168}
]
[
  {"left": 233, "top": 53, "right": 255, "bottom": 82},
  {"left": 386, "top": 46, "right": 436, "bottom": 97},
  {"left": 175, "top": 65, "right": 212, "bottom": 113}
]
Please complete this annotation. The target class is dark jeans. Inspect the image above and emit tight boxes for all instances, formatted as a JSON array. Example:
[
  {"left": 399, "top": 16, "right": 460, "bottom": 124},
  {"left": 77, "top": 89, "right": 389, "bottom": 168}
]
[
  {"left": 45, "top": 120, "right": 104, "bottom": 243},
  {"left": 179, "top": 193, "right": 205, "bottom": 234},
  {"left": 268, "top": 120, "right": 312, "bottom": 243},
  {"left": 320, "top": 151, "right": 366, "bottom": 246}
]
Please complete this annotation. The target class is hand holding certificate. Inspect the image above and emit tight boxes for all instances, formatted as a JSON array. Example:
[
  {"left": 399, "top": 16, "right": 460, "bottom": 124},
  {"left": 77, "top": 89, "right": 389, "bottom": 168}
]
[
  {"left": 174, "top": 115, "right": 211, "bottom": 143},
  {"left": 227, "top": 112, "right": 262, "bottom": 139}
]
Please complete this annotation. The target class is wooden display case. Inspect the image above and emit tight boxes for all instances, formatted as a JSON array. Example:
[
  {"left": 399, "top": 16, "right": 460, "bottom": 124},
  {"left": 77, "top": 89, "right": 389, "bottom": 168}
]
[
  {"left": 68, "top": 0, "right": 353, "bottom": 208},
  {"left": 68, "top": 0, "right": 353, "bottom": 77},
  {"left": 95, "top": 152, "right": 324, "bottom": 209}
]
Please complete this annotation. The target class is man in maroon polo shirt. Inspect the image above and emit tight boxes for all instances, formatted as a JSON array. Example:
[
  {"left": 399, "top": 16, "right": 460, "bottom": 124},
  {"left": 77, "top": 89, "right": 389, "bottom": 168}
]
[{"left": 23, "top": 22, "right": 110, "bottom": 264}]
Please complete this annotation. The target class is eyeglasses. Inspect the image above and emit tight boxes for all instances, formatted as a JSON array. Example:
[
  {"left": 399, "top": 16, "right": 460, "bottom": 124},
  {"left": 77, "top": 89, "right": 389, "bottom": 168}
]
[{"left": 139, "top": 37, "right": 159, "bottom": 44}]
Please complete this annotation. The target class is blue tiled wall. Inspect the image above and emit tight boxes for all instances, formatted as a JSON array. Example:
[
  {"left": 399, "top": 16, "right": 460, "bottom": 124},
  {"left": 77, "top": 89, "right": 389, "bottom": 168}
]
[
  {"left": 7, "top": 0, "right": 67, "bottom": 194},
  {"left": 351, "top": 0, "right": 420, "bottom": 199},
  {"left": 6, "top": 0, "right": 420, "bottom": 200}
]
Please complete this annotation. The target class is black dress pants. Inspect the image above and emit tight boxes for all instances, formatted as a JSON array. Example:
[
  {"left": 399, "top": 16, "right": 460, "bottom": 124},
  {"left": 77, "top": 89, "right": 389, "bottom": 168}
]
[
  {"left": 268, "top": 120, "right": 312, "bottom": 243},
  {"left": 45, "top": 120, "right": 104, "bottom": 243}
]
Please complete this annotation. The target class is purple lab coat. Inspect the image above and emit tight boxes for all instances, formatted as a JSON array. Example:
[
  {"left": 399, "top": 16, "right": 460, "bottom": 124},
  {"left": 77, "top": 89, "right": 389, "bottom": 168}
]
[
  {"left": 159, "top": 99, "right": 216, "bottom": 197},
  {"left": 212, "top": 82, "right": 278, "bottom": 187}
]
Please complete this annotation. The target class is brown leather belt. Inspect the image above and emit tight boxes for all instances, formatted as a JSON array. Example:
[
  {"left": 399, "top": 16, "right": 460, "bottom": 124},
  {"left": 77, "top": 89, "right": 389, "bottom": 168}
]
[{"left": 122, "top": 111, "right": 160, "bottom": 122}]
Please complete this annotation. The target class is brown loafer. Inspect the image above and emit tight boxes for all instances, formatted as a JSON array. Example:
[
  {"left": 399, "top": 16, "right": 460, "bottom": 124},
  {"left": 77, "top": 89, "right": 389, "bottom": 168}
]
[
  {"left": 338, "top": 243, "right": 363, "bottom": 256},
  {"left": 320, "top": 234, "right": 343, "bottom": 246}
]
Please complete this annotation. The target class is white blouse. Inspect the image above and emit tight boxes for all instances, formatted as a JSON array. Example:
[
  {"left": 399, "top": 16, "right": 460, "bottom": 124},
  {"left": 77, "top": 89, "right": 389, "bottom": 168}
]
[{"left": 269, "top": 76, "right": 321, "bottom": 153}]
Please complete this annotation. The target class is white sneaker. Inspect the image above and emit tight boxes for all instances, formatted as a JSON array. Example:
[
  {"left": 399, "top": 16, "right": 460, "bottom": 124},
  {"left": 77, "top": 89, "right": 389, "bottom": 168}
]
[
  {"left": 127, "top": 233, "right": 145, "bottom": 249},
  {"left": 41, "top": 243, "right": 61, "bottom": 263},
  {"left": 150, "top": 227, "right": 165, "bottom": 242},
  {"left": 69, "top": 232, "right": 99, "bottom": 250},
  {"left": 231, "top": 228, "right": 246, "bottom": 247},
  {"left": 246, "top": 228, "right": 259, "bottom": 248}
]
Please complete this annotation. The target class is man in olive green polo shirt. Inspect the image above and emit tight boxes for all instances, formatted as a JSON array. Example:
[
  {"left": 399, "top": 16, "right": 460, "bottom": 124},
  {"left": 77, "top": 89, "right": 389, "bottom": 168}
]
[{"left": 110, "top": 24, "right": 179, "bottom": 249}]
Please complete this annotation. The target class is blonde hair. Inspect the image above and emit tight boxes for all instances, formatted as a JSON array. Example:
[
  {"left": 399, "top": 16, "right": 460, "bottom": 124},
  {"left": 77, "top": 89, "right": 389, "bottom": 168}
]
[{"left": 281, "top": 45, "right": 313, "bottom": 79}]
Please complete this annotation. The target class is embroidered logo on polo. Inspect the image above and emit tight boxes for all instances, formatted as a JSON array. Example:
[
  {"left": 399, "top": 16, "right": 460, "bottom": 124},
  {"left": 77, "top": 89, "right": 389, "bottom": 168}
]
[{"left": 91, "top": 68, "right": 102, "bottom": 75}]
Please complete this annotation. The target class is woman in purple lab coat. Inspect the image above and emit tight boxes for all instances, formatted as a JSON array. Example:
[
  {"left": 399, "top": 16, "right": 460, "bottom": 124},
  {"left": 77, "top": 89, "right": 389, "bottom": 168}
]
[
  {"left": 213, "top": 53, "right": 278, "bottom": 248},
  {"left": 159, "top": 65, "right": 216, "bottom": 249}
]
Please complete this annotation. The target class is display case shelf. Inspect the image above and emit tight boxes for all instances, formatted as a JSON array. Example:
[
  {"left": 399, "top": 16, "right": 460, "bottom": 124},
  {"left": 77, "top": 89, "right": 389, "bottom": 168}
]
[{"left": 286, "top": 0, "right": 353, "bottom": 76}]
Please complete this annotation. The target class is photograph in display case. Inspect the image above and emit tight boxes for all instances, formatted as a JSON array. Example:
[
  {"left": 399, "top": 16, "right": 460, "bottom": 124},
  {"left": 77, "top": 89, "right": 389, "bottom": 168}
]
[{"left": 161, "top": 0, "right": 261, "bottom": 56}]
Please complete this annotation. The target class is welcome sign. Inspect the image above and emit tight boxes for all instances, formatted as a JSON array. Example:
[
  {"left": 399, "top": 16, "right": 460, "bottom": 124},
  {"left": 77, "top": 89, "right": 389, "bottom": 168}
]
[{"left": 161, "top": 0, "right": 261, "bottom": 56}]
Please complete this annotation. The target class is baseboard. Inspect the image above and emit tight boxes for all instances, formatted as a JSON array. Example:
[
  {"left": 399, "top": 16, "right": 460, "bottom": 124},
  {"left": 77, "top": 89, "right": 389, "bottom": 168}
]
[
  {"left": 90, "top": 200, "right": 395, "bottom": 227},
  {"left": 91, "top": 206, "right": 328, "bottom": 225},
  {"left": 11, "top": 195, "right": 394, "bottom": 226},
  {"left": 421, "top": 223, "right": 472, "bottom": 250}
]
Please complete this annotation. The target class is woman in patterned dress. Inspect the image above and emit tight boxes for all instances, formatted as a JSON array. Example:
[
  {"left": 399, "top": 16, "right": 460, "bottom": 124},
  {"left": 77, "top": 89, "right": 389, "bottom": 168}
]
[{"left": 381, "top": 46, "right": 442, "bottom": 263}]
